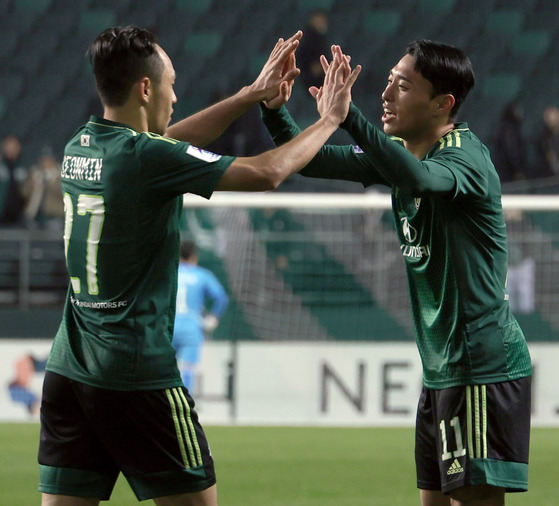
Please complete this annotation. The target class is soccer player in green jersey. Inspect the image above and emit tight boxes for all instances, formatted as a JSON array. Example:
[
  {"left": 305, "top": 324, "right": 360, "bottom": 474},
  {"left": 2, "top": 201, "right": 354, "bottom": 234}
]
[
  {"left": 38, "top": 26, "right": 360, "bottom": 506},
  {"left": 261, "top": 42, "right": 532, "bottom": 505}
]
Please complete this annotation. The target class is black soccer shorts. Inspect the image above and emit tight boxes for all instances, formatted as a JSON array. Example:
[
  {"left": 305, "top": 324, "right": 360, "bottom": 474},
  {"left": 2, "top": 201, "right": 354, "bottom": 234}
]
[
  {"left": 38, "top": 371, "right": 216, "bottom": 501},
  {"left": 415, "top": 376, "right": 531, "bottom": 494}
]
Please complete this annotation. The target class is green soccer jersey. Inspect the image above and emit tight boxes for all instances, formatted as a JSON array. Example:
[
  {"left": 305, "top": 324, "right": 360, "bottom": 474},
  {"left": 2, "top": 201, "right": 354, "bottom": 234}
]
[
  {"left": 262, "top": 104, "right": 532, "bottom": 388},
  {"left": 47, "top": 116, "right": 234, "bottom": 390}
]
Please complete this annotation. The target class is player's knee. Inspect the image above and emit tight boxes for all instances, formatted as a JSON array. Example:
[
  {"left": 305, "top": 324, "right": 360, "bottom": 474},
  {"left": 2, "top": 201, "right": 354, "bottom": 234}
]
[{"left": 449, "top": 484, "right": 504, "bottom": 504}]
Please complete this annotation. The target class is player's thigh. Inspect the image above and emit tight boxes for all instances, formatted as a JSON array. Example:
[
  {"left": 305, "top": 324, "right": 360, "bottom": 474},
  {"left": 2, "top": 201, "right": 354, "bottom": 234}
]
[
  {"left": 420, "top": 489, "right": 451, "bottom": 506},
  {"left": 39, "top": 372, "right": 119, "bottom": 500},
  {"left": 449, "top": 484, "right": 505, "bottom": 505},
  {"left": 437, "top": 379, "right": 530, "bottom": 494},
  {"left": 41, "top": 493, "right": 101, "bottom": 506},
  {"left": 153, "top": 484, "right": 217, "bottom": 506},
  {"left": 464, "top": 379, "right": 530, "bottom": 492},
  {"left": 88, "top": 385, "right": 216, "bottom": 501},
  {"left": 416, "top": 387, "right": 442, "bottom": 491}
]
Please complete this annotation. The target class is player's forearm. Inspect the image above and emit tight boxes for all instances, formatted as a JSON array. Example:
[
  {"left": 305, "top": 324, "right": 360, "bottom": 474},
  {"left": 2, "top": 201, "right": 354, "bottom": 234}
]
[
  {"left": 260, "top": 104, "right": 303, "bottom": 146},
  {"left": 342, "top": 104, "right": 421, "bottom": 188},
  {"left": 261, "top": 104, "right": 385, "bottom": 186},
  {"left": 166, "top": 86, "right": 262, "bottom": 147},
  {"left": 342, "top": 103, "right": 454, "bottom": 194},
  {"left": 216, "top": 115, "right": 339, "bottom": 191},
  {"left": 213, "top": 298, "right": 229, "bottom": 317}
]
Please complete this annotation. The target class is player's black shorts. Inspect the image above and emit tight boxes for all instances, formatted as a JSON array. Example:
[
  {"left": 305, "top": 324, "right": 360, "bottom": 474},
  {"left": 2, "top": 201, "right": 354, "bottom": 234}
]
[
  {"left": 38, "top": 371, "right": 215, "bottom": 501},
  {"left": 415, "top": 376, "right": 531, "bottom": 494}
]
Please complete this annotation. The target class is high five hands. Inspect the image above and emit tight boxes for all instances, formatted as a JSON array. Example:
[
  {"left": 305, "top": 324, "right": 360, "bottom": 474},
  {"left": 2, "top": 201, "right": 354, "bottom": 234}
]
[
  {"left": 260, "top": 37, "right": 361, "bottom": 125},
  {"left": 252, "top": 31, "right": 302, "bottom": 108},
  {"left": 311, "top": 45, "right": 361, "bottom": 124}
]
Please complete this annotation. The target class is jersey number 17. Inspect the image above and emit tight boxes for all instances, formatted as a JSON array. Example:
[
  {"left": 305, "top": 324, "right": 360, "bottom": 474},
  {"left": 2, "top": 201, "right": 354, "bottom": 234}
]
[{"left": 63, "top": 193, "right": 105, "bottom": 296}]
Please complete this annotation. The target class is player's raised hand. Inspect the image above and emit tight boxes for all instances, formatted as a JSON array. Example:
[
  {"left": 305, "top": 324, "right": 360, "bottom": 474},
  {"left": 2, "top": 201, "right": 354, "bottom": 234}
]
[
  {"left": 311, "top": 45, "right": 361, "bottom": 124},
  {"left": 250, "top": 31, "right": 302, "bottom": 104},
  {"left": 308, "top": 45, "right": 353, "bottom": 97},
  {"left": 264, "top": 52, "right": 297, "bottom": 109}
]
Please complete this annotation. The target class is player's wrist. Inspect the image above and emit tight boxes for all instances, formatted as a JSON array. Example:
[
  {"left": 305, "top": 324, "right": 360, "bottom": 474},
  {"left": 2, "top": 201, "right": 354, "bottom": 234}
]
[
  {"left": 244, "top": 82, "right": 268, "bottom": 105},
  {"left": 316, "top": 113, "right": 340, "bottom": 131}
]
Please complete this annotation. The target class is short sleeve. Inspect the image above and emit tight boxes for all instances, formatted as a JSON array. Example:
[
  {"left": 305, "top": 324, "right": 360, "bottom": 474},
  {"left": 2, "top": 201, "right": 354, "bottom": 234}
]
[{"left": 136, "top": 133, "right": 235, "bottom": 199}]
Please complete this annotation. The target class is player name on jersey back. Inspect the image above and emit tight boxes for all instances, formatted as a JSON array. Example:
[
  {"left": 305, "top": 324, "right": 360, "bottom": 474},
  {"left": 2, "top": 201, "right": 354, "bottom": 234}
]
[{"left": 62, "top": 155, "right": 103, "bottom": 182}]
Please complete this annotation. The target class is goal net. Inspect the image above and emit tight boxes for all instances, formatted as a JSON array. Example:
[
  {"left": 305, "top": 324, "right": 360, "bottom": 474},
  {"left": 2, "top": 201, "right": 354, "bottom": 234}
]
[{"left": 182, "top": 192, "right": 559, "bottom": 343}]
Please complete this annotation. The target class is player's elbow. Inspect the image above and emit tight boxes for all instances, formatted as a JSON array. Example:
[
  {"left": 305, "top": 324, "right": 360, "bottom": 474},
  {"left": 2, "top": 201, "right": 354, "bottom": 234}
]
[
  {"left": 243, "top": 165, "right": 283, "bottom": 191},
  {"left": 217, "top": 156, "right": 285, "bottom": 192},
  {"left": 260, "top": 167, "right": 284, "bottom": 191},
  {"left": 402, "top": 171, "right": 436, "bottom": 195},
  {"left": 252, "top": 153, "right": 287, "bottom": 190},
  {"left": 406, "top": 178, "right": 429, "bottom": 195}
]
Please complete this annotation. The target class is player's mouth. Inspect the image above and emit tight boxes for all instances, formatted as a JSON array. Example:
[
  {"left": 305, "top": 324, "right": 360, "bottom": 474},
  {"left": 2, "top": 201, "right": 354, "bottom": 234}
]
[{"left": 382, "top": 107, "right": 396, "bottom": 123}]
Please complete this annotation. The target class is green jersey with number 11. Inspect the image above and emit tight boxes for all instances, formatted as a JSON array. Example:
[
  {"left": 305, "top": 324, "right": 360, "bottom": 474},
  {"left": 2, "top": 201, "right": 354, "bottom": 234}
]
[
  {"left": 46, "top": 116, "right": 234, "bottom": 390},
  {"left": 261, "top": 104, "right": 532, "bottom": 389}
]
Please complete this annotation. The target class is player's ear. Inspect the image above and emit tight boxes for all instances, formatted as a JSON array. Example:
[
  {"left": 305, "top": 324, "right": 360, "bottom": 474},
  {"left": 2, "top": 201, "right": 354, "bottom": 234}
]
[
  {"left": 436, "top": 93, "right": 455, "bottom": 115},
  {"left": 136, "top": 77, "right": 151, "bottom": 104}
]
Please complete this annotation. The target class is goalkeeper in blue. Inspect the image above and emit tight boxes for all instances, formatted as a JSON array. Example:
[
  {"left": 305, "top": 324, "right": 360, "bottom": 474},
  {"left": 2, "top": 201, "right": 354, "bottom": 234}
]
[
  {"left": 261, "top": 41, "right": 532, "bottom": 506},
  {"left": 173, "top": 240, "right": 229, "bottom": 393}
]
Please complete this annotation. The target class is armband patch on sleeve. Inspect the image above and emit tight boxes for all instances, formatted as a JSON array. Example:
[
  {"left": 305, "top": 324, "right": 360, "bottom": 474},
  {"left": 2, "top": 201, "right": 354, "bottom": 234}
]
[{"left": 186, "top": 145, "right": 222, "bottom": 162}]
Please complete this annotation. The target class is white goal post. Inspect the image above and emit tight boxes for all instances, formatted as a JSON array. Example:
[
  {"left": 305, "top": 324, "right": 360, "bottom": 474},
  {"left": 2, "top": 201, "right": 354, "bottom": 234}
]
[{"left": 184, "top": 192, "right": 559, "bottom": 210}]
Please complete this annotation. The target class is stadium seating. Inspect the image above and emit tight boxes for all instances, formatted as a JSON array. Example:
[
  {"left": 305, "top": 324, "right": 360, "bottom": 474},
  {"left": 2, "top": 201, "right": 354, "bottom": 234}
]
[
  {"left": 296, "top": 0, "right": 335, "bottom": 11},
  {"left": 513, "top": 29, "right": 552, "bottom": 57},
  {"left": 361, "top": 10, "right": 402, "bottom": 56},
  {"left": 485, "top": 9, "right": 525, "bottom": 41},
  {"left": 13, "top": 0, "right": 52, "bottom": 13},
  {"left": 78, "top": 9, "right": 117, "bottom": 36},
  {"left": 175, "top": 0, "right": 213, "bottom": 15},
  {"left": 482, "top": 73, "right": 522, "bottom": 103},
  {"left": 2, "top": 0, "right": 558, "bottom": 166},
  {"left": 248, "top": 208, "right": 410, "bottom": 341},
  {"left": 436, "top": 10, "right": 483, "bottom": 49},
  {"left": 2, "top": 0, "right": 559, "bottom": 344},
  {"left": 0, "top": 74, "right": 24, "bottom": 104}
]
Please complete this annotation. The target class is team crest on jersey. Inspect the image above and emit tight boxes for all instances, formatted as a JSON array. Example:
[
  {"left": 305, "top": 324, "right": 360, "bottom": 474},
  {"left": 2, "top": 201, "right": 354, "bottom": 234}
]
[
  {"left": 81, "top": 135, "right": 90, "bottom": 147},
  {"left": 401, "top": 216, "right": 417, "bottom": 242},
  {"left": 400, "top": 216, "right": 431, "bottom": 259},
  {"left": 186, "top": 145, "right": 222, "bottom": 162},
  {"left": 415, "top": 197, "right": 421, "bottom": 209},
  {"left": 353, "top": 145, "right": 364, "bottom": 154}
]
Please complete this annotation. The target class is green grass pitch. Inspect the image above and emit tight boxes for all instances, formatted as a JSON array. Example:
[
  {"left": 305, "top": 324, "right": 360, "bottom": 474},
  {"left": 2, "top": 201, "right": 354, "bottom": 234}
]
[{"left": 2, "top": 424, "right": 557, "bottom": 505}]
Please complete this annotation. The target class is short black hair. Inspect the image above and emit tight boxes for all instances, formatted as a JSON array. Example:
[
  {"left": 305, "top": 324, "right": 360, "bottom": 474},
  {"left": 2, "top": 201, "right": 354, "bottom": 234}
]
[
  {"left": 406, "top": 40, "right": 475, "bottom": 120},
  {"left": 180, "top": 240, "right": 198, "bottom": 260},
  {"left": 88, "top": 25, "right": 165, "bottom": 107}
]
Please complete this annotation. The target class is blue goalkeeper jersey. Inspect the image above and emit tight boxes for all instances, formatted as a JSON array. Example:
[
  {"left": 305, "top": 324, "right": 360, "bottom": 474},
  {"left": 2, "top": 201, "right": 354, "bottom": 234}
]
[{"left": 174, "top": 262, "right": 229, "bottom": 331}]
